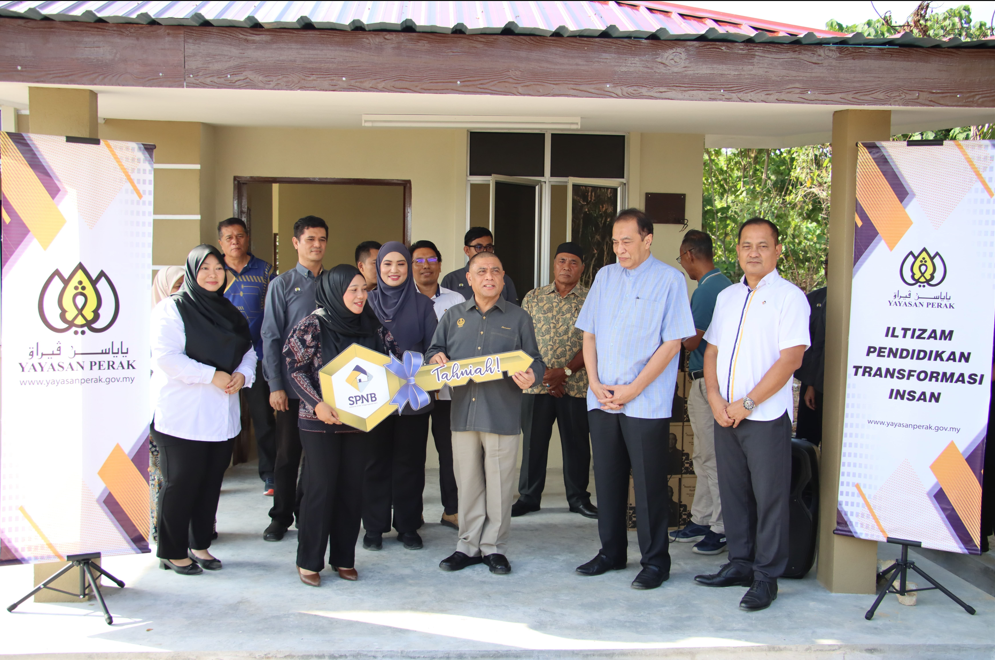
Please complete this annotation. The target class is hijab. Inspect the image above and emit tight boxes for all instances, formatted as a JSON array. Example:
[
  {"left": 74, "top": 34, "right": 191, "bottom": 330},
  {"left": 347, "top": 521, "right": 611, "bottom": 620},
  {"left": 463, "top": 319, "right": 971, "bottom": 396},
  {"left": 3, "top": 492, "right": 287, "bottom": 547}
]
[
  {"left": 151, "top": 266, "right": 184, "bottom": 309},
  {"left": 172, "top": 244, "right": 253, "bottom": 375},
  {"left": 366, "top": 241, "right": 434, "bottom": 351},
  {"left": 314, "top": 264, "right": 382, "bottom": 364}
]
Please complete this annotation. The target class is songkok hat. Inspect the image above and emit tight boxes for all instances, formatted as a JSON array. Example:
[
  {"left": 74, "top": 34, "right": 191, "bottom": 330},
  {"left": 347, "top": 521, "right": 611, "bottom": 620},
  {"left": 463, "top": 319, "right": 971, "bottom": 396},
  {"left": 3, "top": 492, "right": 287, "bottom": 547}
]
[{"left": 554, "top": 242, "right": 585, "bottom": 262}]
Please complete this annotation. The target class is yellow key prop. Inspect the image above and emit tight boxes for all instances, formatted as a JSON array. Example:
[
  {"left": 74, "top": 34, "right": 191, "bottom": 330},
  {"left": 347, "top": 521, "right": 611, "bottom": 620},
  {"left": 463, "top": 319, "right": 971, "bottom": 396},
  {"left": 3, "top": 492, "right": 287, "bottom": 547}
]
[{"left": 319, "top": 345, "right": 535, "bottom": 431}]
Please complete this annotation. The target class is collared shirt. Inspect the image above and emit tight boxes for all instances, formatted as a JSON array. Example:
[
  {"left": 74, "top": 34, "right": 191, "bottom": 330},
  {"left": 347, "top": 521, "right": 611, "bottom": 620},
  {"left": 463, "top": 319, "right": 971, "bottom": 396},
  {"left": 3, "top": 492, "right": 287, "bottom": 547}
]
[
  {"left": 689, "top": 268, "right": 733, "bottom": 373},
  {"left": 575, "top": 255, "right": 695, "bottom": 420},
  {"left": 441, "top": 265, "right": 520, "bottom": 306},
  {"left": 260, "top": 262, "right": 320, "bottom": 398},
  {"left": 426, "top": 297, "right": 545, "bottom": 435},
  {"left": 795, "top": 286, "right": 827, "bottom": 392},
  {"left": 151, "top": 298, "right": 257, "bottom": 442},
  {"left": 521, "top": 282, "right": 589, "bottom": 398},
  {"left": 223, "top": 254, "right": 275, "bottom": 361},
  {"left": 427, "top": 285, "right": 466, "bottom": 401},
  {"left": 703, "top": 269, "right": 810, "bottom": 422}
]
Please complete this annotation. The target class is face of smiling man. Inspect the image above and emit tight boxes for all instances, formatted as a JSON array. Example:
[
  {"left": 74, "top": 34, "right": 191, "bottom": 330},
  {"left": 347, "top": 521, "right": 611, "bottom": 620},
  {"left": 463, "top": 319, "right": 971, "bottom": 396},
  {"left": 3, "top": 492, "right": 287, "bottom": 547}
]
[{"left": 736, "top": 222, "right": 782, "bottom": 288}]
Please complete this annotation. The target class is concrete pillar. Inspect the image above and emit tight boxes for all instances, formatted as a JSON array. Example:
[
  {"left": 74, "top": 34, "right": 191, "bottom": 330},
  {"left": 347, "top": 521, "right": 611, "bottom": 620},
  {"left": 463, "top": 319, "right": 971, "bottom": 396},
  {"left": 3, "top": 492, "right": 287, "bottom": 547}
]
[
  {"left": 818, "top": 109, "right": 892, "bottom": 594},
  {"left": 0, "top": 105, "right": 17, "bottom": 132},
  {"left": 27, "top": 87, "right": 98, "bottom": 138}
]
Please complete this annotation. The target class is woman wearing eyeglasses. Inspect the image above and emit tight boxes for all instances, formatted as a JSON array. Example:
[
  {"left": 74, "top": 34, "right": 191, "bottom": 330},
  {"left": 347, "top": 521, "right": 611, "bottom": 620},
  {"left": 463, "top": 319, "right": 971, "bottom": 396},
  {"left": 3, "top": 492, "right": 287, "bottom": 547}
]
[
  {"left": 362, "top": 241, "right": 439, "bottom": 552},
  {"left": 440, "top": 227, "right": 520, "bottom": 305}
]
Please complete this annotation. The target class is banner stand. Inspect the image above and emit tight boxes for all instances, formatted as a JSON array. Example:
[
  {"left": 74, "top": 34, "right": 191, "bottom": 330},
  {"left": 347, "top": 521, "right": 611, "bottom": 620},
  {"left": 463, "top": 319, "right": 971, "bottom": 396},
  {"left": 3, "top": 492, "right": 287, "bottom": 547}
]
[
  {"left": 7, "top": 552, "right": 124, "bottom": 625},
  {"left": 864, "top": 537, "right": 976, "bottom": 620}
]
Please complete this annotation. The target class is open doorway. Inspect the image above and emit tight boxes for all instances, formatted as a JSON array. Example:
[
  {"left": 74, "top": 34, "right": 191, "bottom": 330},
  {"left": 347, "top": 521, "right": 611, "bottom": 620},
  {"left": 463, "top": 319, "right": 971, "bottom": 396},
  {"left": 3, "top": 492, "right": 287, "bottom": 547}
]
[{"left": 234, "top": 177, "right": 411, "bottom": 273}]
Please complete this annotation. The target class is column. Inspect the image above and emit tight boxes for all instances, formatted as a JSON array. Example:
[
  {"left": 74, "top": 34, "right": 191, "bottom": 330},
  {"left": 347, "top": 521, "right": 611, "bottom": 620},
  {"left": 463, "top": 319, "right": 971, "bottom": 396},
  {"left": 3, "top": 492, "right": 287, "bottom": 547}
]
[
  {"left": 27, "top": 87, "right": 98, "bottom": 138},
  {"left": 818, "top": 109, "right": 892, "bottom": 594}
]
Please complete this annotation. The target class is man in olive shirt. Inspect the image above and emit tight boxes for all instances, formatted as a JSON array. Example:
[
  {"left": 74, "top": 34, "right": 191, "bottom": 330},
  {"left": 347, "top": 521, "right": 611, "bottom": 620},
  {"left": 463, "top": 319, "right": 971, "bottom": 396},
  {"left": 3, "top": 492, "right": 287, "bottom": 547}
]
[
  {"left": 514, "top": 242, "right": 597, "bottom": 519},
  {"left": 427, "top": 252, "right": 544, "bottom": 575}
]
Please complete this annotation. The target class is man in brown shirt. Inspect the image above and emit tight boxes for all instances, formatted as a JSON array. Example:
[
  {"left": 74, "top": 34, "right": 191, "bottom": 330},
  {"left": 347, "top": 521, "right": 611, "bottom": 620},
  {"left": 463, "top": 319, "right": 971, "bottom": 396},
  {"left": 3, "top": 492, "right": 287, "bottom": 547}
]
[{"left": 513, "top": 242, "right": 597, "bottom": 519}]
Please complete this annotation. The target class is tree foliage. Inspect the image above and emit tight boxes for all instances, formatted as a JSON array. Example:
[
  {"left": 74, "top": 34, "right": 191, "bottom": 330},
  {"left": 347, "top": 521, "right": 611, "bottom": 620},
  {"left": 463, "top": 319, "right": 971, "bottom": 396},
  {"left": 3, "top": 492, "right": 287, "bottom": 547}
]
[{"left": 702, "top": 3, "right": 991, "bottom": 293}]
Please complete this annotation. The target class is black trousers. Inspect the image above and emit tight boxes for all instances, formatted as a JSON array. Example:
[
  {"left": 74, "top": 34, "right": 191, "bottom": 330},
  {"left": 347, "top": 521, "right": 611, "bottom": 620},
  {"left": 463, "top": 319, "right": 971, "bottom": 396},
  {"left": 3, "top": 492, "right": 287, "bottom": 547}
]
[
  {"left": 794, "top": 387, "right": 823, "bottom": 446},
  {"left": 152, "top": 425, "right": 233, "bottom": 560},
  {"left": 297, "top": 429, "right": 370, "bottom": 572},
  {"left": 243, "top": 360, "right": 277, "bottom": 480},
  {"left": 714, "top": 413, "right": 792, "bottom": 583},
  {"left": 589, "top": 410, "right": 671, "bottom": 573},
  {"left": 518, "top": 393, "right": 592, "bottom": 509},
  {"left": 362, "top": 412, "right": 430, "bottom": 535},
  {"left": 430, "top": 399, "right": 458, "bottom": 515},
  {"left": 268, "top": 399, "right": 303, "bottom": 528}
]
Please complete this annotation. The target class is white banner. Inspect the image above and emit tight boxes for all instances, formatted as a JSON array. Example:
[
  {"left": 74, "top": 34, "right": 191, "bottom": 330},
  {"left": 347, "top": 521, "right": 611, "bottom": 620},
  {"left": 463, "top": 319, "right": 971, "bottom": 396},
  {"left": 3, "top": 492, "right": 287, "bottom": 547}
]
[
  {"left": 1, "top": 132, "right": 153, "bottom": 565},
  {"left": 837, "top": 141, "right": 994, "bottom": 554}
]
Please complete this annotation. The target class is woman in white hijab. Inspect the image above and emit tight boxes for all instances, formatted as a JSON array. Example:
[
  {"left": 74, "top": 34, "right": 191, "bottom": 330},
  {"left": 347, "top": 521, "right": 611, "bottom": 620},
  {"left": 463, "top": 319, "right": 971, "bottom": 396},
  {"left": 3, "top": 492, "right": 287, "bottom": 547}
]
[{"left": 149, "top": 266, "right": 185, "bottom": 542}]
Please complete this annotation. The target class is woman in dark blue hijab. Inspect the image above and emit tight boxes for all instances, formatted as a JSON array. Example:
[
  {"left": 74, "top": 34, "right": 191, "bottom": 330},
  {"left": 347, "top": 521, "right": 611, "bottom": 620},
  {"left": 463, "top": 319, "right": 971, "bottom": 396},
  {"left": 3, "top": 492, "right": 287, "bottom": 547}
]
[{"left": 362, "top": 241, "right": 439, "bottom": 551}]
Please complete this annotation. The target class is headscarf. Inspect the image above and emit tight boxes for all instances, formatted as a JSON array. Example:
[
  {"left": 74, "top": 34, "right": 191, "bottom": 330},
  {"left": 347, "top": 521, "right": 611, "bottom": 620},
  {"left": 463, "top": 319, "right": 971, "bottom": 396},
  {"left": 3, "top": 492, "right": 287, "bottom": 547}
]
[
  {"left": 151, "top": 266, "right": 184, "bottom": 309},
  {"left": 314, "top": 264, "right": 382, "bottom": 364},
  {"left": 172, "top": 245, "right": 253, "bottom": 375},
  {"left": 366, "top": 241, "right": 434, "bottom": 351}
]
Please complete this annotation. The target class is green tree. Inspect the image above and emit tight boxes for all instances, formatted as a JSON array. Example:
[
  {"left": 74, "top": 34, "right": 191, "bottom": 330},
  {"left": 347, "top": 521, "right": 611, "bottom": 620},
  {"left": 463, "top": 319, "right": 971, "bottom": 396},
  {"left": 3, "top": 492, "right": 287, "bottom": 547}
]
[{"left": 826, "top": 2, "right": 993, "bottom": 40}]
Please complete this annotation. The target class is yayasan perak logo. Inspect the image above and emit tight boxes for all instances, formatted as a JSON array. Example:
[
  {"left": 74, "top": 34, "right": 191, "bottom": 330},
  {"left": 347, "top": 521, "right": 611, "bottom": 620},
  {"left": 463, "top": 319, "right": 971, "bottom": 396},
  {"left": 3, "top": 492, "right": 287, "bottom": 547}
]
[
  {"left": 899, "top": 248, "right": 947, "bottom": 288},
  {"left": 38, "top": 263, "right": 120, "bottom": 335}
]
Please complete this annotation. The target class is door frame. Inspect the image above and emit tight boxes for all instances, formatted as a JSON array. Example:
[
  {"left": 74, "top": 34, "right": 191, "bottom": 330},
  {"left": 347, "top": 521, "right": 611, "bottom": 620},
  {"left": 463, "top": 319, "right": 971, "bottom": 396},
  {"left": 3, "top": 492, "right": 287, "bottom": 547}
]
[
  {"left": 232, "top": 176, "right": 413, "bottom": 246},
  {"left": 489, "top": 175, "right": 543, "bottom": 293}
]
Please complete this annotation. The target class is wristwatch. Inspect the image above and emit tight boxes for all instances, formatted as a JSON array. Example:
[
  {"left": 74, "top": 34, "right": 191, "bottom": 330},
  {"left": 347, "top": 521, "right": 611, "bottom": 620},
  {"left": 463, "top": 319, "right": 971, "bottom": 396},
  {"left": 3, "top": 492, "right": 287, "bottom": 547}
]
[
  {"left": 564, "top": 367, "right": 573, "bottom": 377},
  {"left": 743, "top": 396, "right": 756, "bottom": 411}
]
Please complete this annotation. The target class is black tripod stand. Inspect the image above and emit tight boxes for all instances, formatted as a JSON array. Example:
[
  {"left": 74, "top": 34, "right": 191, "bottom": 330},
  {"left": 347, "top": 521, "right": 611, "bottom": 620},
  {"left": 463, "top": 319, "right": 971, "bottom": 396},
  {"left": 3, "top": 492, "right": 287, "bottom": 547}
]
[
  {"left": 7, "top": 552, "right": 125, "bottom": 625},
  {"left": 865, "top": 537, "right": 976, "bottom": 620}
]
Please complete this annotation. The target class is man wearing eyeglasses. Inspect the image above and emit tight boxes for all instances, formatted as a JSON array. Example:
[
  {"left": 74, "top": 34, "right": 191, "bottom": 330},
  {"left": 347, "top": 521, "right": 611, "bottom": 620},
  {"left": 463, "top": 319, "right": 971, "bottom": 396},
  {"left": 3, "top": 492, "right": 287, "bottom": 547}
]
[
  {"left": 441, "top": 227, "right": 519, "bottom": 305},
  {"left": 411, "top": 239, "right": 465, "bottom": 531}
]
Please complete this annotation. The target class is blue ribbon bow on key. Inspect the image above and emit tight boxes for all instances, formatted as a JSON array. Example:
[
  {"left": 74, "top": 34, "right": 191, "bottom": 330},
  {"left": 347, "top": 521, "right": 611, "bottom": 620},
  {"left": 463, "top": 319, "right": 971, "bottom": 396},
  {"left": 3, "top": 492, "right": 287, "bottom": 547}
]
[{"left": 386, "top": 351, "right": 431, "bottom": 413}]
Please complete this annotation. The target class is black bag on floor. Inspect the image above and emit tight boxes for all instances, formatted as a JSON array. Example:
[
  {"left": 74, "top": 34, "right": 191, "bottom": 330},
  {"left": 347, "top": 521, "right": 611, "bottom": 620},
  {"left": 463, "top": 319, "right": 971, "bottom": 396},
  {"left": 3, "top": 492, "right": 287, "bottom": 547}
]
[{"left": 784, "top": 437, "right": 819, "bottom": 579}]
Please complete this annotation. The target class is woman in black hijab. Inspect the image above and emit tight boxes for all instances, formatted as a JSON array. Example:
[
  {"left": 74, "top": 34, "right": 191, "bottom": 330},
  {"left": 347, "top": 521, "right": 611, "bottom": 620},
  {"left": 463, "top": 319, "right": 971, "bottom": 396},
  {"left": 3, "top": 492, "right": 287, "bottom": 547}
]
[
  {"left": 150, "top": 244, "right": 256, "bottom": 575},
  {"left": 362, "top": 242, "right": 439, "bottom": 552},
  {"left": 284, "top": 265, "right": 396, "bottom": 587}
]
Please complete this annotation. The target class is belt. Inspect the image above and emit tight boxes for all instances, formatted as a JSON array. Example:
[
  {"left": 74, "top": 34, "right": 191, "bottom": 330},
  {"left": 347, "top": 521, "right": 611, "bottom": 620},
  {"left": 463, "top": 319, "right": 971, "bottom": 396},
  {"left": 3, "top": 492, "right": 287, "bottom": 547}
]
[{"left": 690, "top": 370, "right": 704, "bottom": 381}]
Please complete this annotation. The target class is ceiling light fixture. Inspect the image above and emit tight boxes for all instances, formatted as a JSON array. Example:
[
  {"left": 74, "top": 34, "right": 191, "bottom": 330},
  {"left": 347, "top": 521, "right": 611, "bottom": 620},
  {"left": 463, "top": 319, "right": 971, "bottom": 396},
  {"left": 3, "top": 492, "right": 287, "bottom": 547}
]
[{"left": 361, "top": 115, "right": 582, "bottom": 130}]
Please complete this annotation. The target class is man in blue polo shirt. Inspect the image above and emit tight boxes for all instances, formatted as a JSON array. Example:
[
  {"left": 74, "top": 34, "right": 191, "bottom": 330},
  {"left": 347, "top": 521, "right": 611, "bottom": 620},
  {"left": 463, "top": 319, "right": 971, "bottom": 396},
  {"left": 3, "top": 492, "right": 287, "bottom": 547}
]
[
  {"left": 673, "top": 230, "right": 732, "bottom": 555},
  {"left": 219, "top": 217, "right": 277, "bottom": 494}
]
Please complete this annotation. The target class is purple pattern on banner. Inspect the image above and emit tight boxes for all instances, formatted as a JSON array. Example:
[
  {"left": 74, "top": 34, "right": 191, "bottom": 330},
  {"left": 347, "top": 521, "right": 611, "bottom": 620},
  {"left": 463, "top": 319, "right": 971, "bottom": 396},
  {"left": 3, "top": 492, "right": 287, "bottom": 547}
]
[
  {"left": 852, "top": 202, "right": 880, "bottom": 275},
  {"left": 0, "top": 529, "right": 28, "bottom": 566},
  {"left": 141, "top": 142, "right": 157, "bottom": 167},
  {"left": 130, "top": 432, "right": 151, "bottom": 485},
  {"left": 929, "top": 483, "right": 980, "bottom": 555},
  {"left": 8, "top": 133, "right": 61, "bottom": 201},
  {"left": 963, "top": 429, "right": 987, "bottom": 484},
  {"left": 1, "top": 193, "right": 33, "bottom": 278},
  {"left": 834, "top": 506, "right": 855, "bottom": 537},
  {"left": 865, "top": 143, "right": 912, "bottom": 205},
  {"left": 100, "top": 491, "right": 149, "bottom": 552}
]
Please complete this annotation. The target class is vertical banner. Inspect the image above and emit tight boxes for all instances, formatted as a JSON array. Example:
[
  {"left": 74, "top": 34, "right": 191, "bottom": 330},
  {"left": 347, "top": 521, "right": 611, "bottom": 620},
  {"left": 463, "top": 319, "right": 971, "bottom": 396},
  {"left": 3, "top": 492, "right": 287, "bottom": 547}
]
[
  {"left": 837, "top": 141, "right": 994, "bottom": 555},
  {"left": 1, "top": 132, "right": 154, "bottom": 565}
]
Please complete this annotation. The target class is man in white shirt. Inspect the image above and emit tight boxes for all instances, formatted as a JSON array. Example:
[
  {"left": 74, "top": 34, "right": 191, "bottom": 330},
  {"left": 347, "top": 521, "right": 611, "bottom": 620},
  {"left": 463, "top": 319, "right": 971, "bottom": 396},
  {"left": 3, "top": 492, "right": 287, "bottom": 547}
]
[
  {"left": 411, "top": 239, "right": 464, "bottom": 529},
  {"left": 695, "top": 218, "right": 810, "bottom": 612}
]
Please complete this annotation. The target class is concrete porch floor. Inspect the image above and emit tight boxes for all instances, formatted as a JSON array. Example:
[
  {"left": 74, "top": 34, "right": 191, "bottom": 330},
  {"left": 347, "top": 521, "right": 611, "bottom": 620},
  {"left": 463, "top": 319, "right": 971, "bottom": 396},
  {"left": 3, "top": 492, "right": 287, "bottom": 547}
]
[{"left": 1, "top": 463, "right": 991, "bottom": 659}]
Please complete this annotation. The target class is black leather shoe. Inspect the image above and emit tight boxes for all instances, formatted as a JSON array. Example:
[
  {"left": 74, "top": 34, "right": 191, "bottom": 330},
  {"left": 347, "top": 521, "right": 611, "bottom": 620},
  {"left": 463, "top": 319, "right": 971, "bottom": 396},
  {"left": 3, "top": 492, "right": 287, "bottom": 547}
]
[
  {"left": 575, "top": 553, "right": 626, "bottom": 576},
  {"left": 263, "top": 522, "right": 287, "bottom": 542},
  {"left": 511, "top": 500, "right": 539, "bottom": 517},
  {"left": 187, "top": 550, "right": 222, "bottom": 571},
  {"left": 740, "top": 580, "right": 778, "bottom": 611},
  {"left": 483, "top": 554, "right": 511, "bottom": 574},
  {"left": 694, "top": 563, "right": 754, "bottom": 588},
  {"left": 631, "top": 565, "right": 669, "bottom": 590},
  {"left": 569, "top": 502, "right": 599, "bottom": 519},
  {"left": 362, "top": 533, "right": 383, "bottom": 551},
  {"left": 398, "top": 531, "right": 423, "bottom": 550},
  {"left": 439, "top": 551, "right": 483, "bottom": 571},
  {"left": 159, "top": 558, "right": 203, "bottom": 575}
]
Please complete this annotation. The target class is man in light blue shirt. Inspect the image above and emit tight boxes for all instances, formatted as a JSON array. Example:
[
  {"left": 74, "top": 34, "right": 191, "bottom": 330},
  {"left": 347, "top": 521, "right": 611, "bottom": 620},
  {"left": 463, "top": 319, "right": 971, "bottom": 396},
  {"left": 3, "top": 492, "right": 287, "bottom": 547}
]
[{"left": 574, "top": 209, "right": 695, "bottom": 591}]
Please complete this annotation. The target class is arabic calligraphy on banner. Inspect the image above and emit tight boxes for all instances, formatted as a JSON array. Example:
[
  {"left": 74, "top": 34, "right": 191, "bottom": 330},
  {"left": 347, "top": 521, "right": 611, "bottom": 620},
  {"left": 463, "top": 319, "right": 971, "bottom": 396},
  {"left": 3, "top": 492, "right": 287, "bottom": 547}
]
[{"left": 318, "top": 344, "right": 535, "bottom": 431}]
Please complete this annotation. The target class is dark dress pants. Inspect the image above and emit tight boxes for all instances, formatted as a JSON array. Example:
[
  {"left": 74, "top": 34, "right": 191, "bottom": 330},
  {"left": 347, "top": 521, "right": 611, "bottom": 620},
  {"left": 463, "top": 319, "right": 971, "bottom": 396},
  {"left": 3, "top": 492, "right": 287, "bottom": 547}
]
[
  {"left": 588, "top": 410, "right": 671, "bottom": 573},
  {"left": 297, "top": 429, "right": 371, "bottom": 572},
  {"left": 268, "top": 399, "right": 304, "bottom": 528},
  {"left": 518, "top": 393, "right": 592, "bottom": 509},
  {"left": 244, "top": 360, "right": 277, "bottom": 481},
  {"left": 714, "top": 413, "right": 792, "bottom": 583},
  {"left": 362, "top": 412, "right": 430, "bottom": 535},
  {"left": 794, "top": 386, "right": 823, "bottom": 446},
  {"left": 431, "top": 399, "right": 458, "bottom": 515},
  {"left": 152, "top": 424, "right": 233, "bottom": 559}
]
